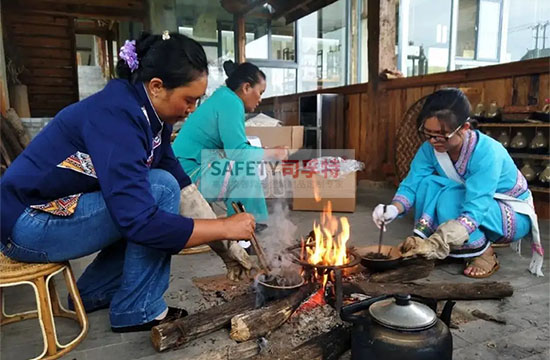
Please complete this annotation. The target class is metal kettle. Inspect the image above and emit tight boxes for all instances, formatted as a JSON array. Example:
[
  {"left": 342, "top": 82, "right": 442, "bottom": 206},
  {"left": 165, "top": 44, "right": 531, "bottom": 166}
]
[{"left": 340, "top": 294, "right": 455, "bottom": 360}]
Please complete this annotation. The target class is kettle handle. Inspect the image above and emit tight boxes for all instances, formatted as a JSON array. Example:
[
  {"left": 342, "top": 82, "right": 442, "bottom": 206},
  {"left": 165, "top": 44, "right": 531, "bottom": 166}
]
[{"left": 340, "top": 295, "right": 391, "bottom": 323}]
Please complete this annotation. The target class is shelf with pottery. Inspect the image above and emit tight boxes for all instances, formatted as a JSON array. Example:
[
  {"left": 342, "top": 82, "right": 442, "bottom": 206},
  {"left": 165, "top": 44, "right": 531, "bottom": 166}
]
[
  {"left": 510, "top": 153, "right": 550, "bottom": 161},
  {"left": 529, "top": 186, "right": 550, "bottom": 194},
  {"left": 479, "top": 127, "right": 550, "bottom": 193}
]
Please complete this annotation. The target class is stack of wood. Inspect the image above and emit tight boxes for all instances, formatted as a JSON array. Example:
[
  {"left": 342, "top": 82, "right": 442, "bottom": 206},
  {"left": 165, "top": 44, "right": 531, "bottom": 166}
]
[
  {"left": 151, "top": 283, "right": 351, "bottom": 360},
  {"left": 151, "top": 259, "right": 514, "bottom": 359},
  {"left": 1, "top": 108, "right": 30, "bottom": 174}
]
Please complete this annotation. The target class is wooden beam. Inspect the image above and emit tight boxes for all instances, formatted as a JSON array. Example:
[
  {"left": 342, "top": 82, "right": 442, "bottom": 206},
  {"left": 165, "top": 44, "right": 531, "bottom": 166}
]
[
  {"left": 4, "top": 0, "right": 146, "bottom": 21},
  {"left": 0, "top": 0, "right": 9, "bottom": 116},
  {"left": 283, "top": 0, "right": 339, "bottom": 25},
  {"left": 367, "top": 0, "right": 397, "bottom": 90},
  {"left": 221, "top": 0, "right": 267, "bottom": 15},
  {"left": 364, "top": 0, "right": 397, "bottom": 180},
  {"left": 381, "top": 56, "right": 550, "bottom": 90},
  {"left": 271, "top": 0, "right": 316, "bottom": 20},
  {"left": 235, "top": 15, "right": 246, "bottom": 63}
]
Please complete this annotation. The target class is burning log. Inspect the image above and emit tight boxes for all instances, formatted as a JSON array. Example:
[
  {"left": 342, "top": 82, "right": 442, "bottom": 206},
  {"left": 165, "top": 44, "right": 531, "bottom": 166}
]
[
  {"left": 194, "top": 339, "right": 262, "bottom": 360},
  {"left": 151, "top": 293, "right": 257, "bottom": 352},
  {"left": 230, "top": 283, "right": 316, "bottom": 342},
  {"left": 352, "top": 281, "right": 513, "bottom": 300}
]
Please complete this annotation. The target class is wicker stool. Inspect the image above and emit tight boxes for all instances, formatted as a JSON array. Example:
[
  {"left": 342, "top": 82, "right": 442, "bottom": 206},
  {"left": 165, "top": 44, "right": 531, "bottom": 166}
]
[{"left": 0, "top": 253, "right": 88, "bottom": 360}]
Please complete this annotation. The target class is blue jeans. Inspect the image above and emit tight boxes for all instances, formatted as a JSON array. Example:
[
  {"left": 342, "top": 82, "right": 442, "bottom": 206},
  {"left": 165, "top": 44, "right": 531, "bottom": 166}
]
[{"left": 2, "top": 169, "right": 180, "bottom": 328}]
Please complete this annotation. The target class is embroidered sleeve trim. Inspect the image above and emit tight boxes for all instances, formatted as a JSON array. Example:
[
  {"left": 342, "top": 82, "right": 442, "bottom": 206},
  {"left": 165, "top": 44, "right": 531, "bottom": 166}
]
[
  {"left": 457, "top": 213, "right": 478, "bottom": 234},
  {"left": 504, "top": 169, "right": 529, "bottom": 198},
  {"left": 392, "top": 194, "right": 412, "bottom": 212}
]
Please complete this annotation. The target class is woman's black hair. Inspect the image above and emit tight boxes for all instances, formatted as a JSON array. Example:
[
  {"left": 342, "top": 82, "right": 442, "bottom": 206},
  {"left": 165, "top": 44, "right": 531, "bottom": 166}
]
[
  {"left": 417, "top": 88, "right": 472, "bottom": 131},
  {"left": 223, "top": 60, "right": 266, "bottom": 91},
  {"left": 116, "top": 32, "right": 208, "bottom": 89}
]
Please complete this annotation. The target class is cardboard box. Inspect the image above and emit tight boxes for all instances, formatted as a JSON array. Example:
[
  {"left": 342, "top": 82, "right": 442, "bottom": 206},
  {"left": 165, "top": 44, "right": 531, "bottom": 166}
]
[
  {"left": 245, "top": 126, "right": 304, "bottom": 149},
  {"left": 292, "top": 172, "right": 356, "bottom": 212}
]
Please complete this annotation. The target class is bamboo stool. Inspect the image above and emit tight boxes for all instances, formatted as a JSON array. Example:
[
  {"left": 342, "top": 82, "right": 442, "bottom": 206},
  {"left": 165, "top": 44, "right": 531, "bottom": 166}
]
[{"left": 0, "top": 253, "right": 88, "bottom": 360}]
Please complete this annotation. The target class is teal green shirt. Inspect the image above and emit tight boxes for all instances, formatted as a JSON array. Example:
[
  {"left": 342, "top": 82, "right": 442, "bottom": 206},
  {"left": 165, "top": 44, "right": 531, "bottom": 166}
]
[{"left": 172, "top": 86, "right": 264, "bottom": 180}]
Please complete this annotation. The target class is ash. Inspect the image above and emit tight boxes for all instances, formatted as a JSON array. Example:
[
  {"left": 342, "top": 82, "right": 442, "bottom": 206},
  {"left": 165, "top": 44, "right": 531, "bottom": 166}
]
[
  {"left": 256, "top": 304, "right": 346, "bottom": 358},
  {"left": 286, "top": 304, "right": 345, "bottom": 346}
]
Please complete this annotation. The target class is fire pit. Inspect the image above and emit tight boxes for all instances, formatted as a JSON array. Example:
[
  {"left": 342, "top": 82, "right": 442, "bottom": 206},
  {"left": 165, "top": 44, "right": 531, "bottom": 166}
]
[{"left": 285, "top": 201, "right": 361, "bottom": 311}]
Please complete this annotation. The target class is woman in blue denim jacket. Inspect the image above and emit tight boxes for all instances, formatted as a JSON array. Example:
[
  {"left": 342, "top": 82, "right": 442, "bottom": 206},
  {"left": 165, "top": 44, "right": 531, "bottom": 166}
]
[{"left": 0, "top": 32, "right": 255, "bottom": 332}]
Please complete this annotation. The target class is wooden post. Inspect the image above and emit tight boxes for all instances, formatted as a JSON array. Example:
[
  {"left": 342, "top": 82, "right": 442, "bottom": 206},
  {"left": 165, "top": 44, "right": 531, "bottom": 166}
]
[
  {"left": 367, "top": 0, "right": 397, "bottom": 91},
  {"left": 234, "top": 14, "right": 246, "bottom": 63},
  {"left": 0, "top": 0, "right": 9, "bottom": 116},
  {"left": 365, "top": 0, "right": 397, "bottom": 180},
  {"left": 107, "top": 37, "right": 114, "bottom": 79}
]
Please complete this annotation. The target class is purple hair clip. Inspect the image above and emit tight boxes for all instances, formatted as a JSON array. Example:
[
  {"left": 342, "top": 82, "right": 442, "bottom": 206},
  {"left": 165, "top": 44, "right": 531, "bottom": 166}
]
[{"left": 119, "top": 40, "right": 139, "bottom": 72}]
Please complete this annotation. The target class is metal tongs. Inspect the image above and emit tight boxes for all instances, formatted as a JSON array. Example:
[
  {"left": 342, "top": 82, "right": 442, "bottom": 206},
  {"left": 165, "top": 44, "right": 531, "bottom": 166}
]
[{"left": 231, "top": 201, "right": 271, "bottom": 273}]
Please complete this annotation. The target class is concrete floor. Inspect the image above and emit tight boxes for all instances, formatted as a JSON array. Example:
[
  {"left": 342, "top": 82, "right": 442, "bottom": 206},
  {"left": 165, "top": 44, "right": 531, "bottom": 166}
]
[{"left": 1, "top": 182, "right": 549, "bottom": 360}]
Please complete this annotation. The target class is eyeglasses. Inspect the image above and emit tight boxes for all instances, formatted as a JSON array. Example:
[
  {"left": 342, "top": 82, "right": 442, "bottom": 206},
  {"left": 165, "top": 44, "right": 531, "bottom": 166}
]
[{"left": 418, "top": 124, "right": 463, "bottom": 142}]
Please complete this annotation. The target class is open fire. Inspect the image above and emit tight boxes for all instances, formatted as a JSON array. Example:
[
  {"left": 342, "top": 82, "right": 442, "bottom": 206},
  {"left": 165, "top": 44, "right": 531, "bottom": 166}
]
[{"left": 300, "top": 200, "right": 351, "bottom": 287}]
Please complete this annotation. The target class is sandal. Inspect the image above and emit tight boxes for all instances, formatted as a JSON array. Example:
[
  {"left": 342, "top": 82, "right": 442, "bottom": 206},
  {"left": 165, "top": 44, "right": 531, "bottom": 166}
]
[{"left": 464, "top": 253, "right": 500, "bottom": 279}]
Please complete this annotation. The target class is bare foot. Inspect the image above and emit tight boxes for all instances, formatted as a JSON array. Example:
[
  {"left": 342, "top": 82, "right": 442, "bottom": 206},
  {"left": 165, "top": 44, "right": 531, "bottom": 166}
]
[{"left": 464, "top": 247, "right": 499, "bottom": 278}]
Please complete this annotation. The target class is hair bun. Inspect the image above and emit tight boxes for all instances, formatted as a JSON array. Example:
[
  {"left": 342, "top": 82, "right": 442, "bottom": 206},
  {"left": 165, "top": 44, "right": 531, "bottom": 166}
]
[{"left": 223, "top": 60, "right": 237, "bottom": 77}]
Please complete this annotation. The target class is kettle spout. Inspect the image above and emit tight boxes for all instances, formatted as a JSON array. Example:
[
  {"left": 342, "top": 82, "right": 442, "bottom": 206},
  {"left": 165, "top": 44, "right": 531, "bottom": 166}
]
[{"left": 439, "top": 300, "right": 456, "bottom": 327}]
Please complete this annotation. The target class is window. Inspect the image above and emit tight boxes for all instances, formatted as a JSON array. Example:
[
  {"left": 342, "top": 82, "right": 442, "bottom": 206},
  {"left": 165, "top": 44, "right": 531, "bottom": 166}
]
[
  {"left": 271, "top": 17, "right": 295, "bottom": 61},
  {"left": 398, "top": 0, "right": 549, "bottom": 77},
  {"left": 455, "top": 0, "right": 503, "bottom": 70},
  {"left": 245, "top": 19, "right": 269, "bottom": 59},
  {"left": 402, "top": 0, "right": 453, "bottom": 76},
  {"left": 297, "top": 0, "right": 348, "bottom": 92},
  {"left": 260, "top": 67, "right": 297, "bottom": 97},
  {"left": 503, "top": 0, "right": 550, "bottom": 62}
]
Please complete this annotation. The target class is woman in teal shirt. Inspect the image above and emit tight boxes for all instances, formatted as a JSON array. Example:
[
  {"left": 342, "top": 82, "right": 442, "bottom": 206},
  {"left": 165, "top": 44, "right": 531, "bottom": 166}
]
[{"left": 173, "top": 61, "right": 287, "bottom": 223}]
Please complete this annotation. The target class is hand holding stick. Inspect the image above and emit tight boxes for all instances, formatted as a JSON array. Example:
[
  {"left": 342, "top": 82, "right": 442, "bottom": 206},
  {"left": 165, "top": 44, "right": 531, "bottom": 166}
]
[{"left": 231, "top": 202, "right": 271, "bottom": 272}]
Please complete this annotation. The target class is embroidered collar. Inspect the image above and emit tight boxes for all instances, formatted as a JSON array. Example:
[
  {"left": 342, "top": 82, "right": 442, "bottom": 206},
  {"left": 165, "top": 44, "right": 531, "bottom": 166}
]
[
  {"left": 140, "top": 83, "right": 163, "bottom": 126},
  {"left": 454, "top": 130, "right": 478, "bottom": 177}
]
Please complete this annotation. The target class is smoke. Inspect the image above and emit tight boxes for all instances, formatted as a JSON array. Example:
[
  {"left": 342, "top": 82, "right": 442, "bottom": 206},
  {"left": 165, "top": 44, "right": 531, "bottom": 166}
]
[
  {"left": 254, "top": 200, "right": 302, "bottom": 306},
  {"left": 261, "top": 200, "right": 301, "bottom": 277}
]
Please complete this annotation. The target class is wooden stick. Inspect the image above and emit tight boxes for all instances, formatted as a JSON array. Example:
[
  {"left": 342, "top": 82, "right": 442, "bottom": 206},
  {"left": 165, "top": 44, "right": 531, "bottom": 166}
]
[
  {"left": 352, "top": 281, "right": 514, "bottom": 300},
  {"left": 237, "top": 202, "right": 269, "bottom": 264},
  {"left": 230, "top": 283, "right": 315, "bottom": 342},
  {"left": 231, "top": 202, "right": 271, "bottom": 272},
  {"left": 151, "top": 293, "right": 257, "bottom": 352}
]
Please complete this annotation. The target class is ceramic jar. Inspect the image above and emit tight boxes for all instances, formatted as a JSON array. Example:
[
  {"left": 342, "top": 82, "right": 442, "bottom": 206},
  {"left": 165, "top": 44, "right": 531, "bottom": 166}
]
[
  {"left": 497, "top": 130, "right": 510, "bottom": 148},
  {"left": 487, "top": 101, "right": 499, "bottom": 118},
  {"left": 529, "top": 131, "right": 548, "bottom": 152},
  {"left": 510, "top": 131, "right": 528, "bottom": 150},
  {"left": 521, "top": 162, "right": 536, "bottom": 182},
  {"left": 538, "top": 161, "right": 550, "bottom": 185},
  {"left": 473, "top": 103, "right": 485, "bottom": 117}
]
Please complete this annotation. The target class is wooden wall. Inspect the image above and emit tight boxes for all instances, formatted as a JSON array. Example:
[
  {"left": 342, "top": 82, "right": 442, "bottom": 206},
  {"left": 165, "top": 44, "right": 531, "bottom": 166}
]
[
  {"left": 2, "top": 9, "right": 78, "bottom": 117},
  {"left": 257, "top": 57, "right": 550, "bottom": 181}
]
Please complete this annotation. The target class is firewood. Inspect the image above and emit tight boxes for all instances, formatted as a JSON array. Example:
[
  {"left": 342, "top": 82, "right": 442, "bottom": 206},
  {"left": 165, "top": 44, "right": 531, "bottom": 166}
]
[
  {"left": 1, "top": 114, "right": 24, "bottom": 163},
  {"left": 151, "top": 293, "right": 257, "bottom": 352},
  {"left": 6, "top": 108, "right": 31, "bottom": 148},
  {"left": 263, "top": 326, "right": 351, "bottom": 360},
  {"left": 353, "top": 281, "right": 513, "bottom": 300},
  {"left": 368, "top": 259, "right": 434, "bottom": 283},
  {"left": 194, "top": 339, "right": 261, "bottom": 360},
  {"left": 230, "top": 284, "right": 316, "bottom": 342}
]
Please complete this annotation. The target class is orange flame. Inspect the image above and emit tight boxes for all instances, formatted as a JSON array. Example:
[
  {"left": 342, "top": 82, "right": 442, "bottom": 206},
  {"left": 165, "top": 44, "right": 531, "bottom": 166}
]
[
  {"left": 301, "top": 201, "right": 350, "bottom": 287},
  {"left": 312, "top": 176, "right": 321, "bottom": 202}
]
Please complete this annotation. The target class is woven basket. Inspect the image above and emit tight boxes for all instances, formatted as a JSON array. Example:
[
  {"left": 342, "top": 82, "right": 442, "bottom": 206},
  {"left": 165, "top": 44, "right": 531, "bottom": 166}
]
[{"left": 394, "top": 96, "right": 428, "bottom": 182}]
